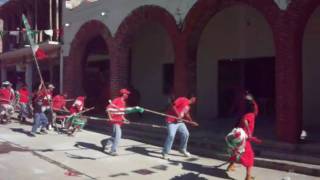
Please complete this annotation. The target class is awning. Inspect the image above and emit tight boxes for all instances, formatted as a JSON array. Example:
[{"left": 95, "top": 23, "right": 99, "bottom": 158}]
[{"left": 0, "top": 41, "right": 61, "bottom": 66}]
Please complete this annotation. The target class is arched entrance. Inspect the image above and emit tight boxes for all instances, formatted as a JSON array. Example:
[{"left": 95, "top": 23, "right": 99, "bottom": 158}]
[
  {"left": 66, "top": 20, "right": 111, "bottom": 115},
  {"left": 83, "top": 36, "right": 110, "bottom": 115},
  {"left": 113, "top": 5, "right": 178, "bottom": 121},
  {"left": 182, "top": 0, "right": 278, "bottom": 139},
  {"left": 197, "top": 5, "right": 275, "bottom": 138},
  {"left": 303, "top": 6, "right": 320, "bottom": 142}
]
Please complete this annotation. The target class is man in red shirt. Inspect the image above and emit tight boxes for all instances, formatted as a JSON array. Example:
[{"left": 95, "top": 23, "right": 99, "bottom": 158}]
[
  {"left": 101, "top": 88, "right": 130, "bottom": 156},
  {"left": 162, "top": 96, "right": 197, "bottom": 159},
  {"left": 52, "top": 93, "right": 68, "bottom": 112},
  {"left": 18, "top": 83, "right": 32, "bottom": 122},
  {"left": 0, "top": 81, "right": 14, "bottom": 124}
]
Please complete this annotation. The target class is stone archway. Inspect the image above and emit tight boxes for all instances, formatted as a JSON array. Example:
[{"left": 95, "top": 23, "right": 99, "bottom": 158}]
[
  {"left": 181, "top": 0, "right": 306, "bottom": 142},
  {"left": 110, "top": 5, "right": 179, "bottom": 101},
  {"left": 65, "top": 20, "right": 112, "bottom": 99}
]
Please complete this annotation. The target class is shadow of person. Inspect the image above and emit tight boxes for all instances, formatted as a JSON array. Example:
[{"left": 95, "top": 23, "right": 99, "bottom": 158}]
[
  {"left": 125, "top": 146, "right": 163, "bottom": 159},
  {"left": 168, "top": 159, "right": 235, "bottom": 180},
  {"left": 65, "top": 152, "right": 96, "bottom": 160},
  {"left": 74, "top": 141, "right": 104, "bottom": 152},
  {"left": 10, "top": 128, "right": 33, "bottom": 137},
  {"left": 170, "top": 172, "right": 208, "bottom": 180}
]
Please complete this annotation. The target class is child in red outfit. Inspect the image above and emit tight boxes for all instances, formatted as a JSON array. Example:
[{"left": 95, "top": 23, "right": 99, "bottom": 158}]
[{"left": 226, "top": 93, "right": 258, "bottom": 180}]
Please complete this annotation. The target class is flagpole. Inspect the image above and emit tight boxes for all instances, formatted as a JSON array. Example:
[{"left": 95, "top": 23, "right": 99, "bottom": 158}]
[{"left": 22, "top": 14, "right": 45, "bottom": 87}]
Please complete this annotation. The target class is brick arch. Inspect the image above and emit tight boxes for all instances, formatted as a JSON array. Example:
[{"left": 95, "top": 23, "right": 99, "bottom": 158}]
[
  {"left": 183, "top": 0, "right": 278, "bottom": 37},
  {"left": 109, "top": 5, "right": 179, "bottom": 97},
  {"left": 114, "top": 5, "right": 179, "bottom": 45},
  {"left": 287, "top": 0, "right": 320, "bottom": 37},
  {"left": 175, "top": 0, "right": 279, "bottom": 96},
  {"left": 65, "top": 20, "right": 112, "bottom": 97}
]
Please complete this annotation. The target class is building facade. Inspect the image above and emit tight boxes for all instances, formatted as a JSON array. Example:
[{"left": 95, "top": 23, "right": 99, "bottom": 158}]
[
  {"left": 0, "top": 0, "right": 62, "bottom": 92},
  {"left": 1, "top": 0, "right": 320, "bottom": 143}
]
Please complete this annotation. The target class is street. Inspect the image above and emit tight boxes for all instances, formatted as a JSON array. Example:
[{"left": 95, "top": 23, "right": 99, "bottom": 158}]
[{"left": 0, "top": 122, "right": 317, "bottom": 180}]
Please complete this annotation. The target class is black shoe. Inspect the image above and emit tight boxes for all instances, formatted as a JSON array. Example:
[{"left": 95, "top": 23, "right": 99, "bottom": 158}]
[
  {"left": 40, "top": 129, "right": 48, "bottom": 134},
  {"left": 100, "top": 140, "right": 106, "bottom": 152}
]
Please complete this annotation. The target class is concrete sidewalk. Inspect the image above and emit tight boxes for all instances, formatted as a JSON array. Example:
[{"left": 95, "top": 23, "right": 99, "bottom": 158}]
[{"left": 0, "top": 122, "right": 317, "bottom": 180}]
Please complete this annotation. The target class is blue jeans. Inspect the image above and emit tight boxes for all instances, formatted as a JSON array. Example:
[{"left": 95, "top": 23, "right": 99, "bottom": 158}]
[
  {"left": 19, "top": 103, "right": 31, "bottom": 119},
  {"left": 31, "top": 112, "right": 48, "bottom": 133},
  {"left": 163, "top": 122, "right": 190, "bottom": 154},
  {"left": 107, "top": 124, "right": 122, "bottom": 152}
]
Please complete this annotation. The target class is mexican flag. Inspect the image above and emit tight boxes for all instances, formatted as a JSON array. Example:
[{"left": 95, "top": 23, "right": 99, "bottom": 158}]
[{"left": 22, "top": 14, "right": 47, "bottom": 60}]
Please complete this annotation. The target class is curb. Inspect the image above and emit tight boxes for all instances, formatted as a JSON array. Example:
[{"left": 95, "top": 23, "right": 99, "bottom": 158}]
[{"left": 86, "top": 124, "right": 320, "bottom": 177}]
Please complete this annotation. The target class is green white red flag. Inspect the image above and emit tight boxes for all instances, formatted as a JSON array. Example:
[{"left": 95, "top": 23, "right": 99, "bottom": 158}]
[{"left": 22, "top": 14, "right": 47, "bottom": 60}]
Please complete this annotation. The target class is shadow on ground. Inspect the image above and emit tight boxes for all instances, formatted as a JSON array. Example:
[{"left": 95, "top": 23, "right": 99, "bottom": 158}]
[
  {"left": 10, "top": 128, "right": 33, "bottom": 137},
  {"left": 126, "top": 145, "right": 234, "bottom": 180}
]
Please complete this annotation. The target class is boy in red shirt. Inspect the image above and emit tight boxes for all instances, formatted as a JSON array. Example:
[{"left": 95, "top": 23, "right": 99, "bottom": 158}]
[
  {"left": 101, "top": 88, "right": 130, "bottom": 156},
  {"left": 162, "top": 96, "right": 197, "bottom": 159}
]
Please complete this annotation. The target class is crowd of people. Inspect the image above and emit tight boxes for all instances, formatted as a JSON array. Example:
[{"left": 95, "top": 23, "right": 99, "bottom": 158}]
[
  {"left": 0, "top": 80, "right": 259, "bottom": 180},
  {"left": 0, "top": 80, "right": 88, "bottom": 136}
]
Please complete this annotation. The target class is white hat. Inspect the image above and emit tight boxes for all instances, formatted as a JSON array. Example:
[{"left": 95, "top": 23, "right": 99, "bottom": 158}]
[
  {"left": 48, "top": 84, "right": 55, "bottom": 89},
  {"left": 2, "top": 81, "right": 12, "bottom": 86}
]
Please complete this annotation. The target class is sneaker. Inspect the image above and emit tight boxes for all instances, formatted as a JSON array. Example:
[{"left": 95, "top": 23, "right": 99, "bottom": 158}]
[
  {"left": 109, "top": 151, "right": 118, "bottom": 156},
  {"left": 29, "top": 132, "right": 36, "bottom": 137},
  {"left": 48, "top": 124, "right": 53, "bottom": 131},
  {"left": 179, "top": 150, "right": 191, "bottom": 157},
  {"left": 40, "top": 129, "right": 48, "bottom": 134},
  {"left": 162, "top": 152, "right": 168, "bottom": 159}
]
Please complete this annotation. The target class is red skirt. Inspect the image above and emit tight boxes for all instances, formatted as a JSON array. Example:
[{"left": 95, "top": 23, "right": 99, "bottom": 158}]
[{"left": 230, "top": 140, "right": 254, "bottom": 168}]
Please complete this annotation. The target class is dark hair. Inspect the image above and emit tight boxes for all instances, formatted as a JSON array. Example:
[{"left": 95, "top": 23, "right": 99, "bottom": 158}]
[{"left": 244, "top": 99, "right": 255, "bottom": 114}]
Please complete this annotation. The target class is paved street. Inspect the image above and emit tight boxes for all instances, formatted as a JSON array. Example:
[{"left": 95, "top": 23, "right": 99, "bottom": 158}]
[{"left": 0, "top": 122, "right": 317, "bottom": 180}]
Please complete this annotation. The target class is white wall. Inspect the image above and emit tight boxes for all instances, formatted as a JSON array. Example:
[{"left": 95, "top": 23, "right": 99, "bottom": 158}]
[
  {"left": 303, "top": 7, "right": 320, "bottom": 128},
  {"left": 131, "top": 22, "right": 174, "bottom": 111},
  {"left": 63, "top": 0, "right": 197, "bottom": 56},
  {"left": 197, "top": 5, "right": 274, "bottom": 121}
]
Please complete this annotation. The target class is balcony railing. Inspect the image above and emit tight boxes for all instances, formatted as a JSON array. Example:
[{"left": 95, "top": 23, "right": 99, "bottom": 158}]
[{"left": 2, "top": 30, "right": 59, "bottom": 52}]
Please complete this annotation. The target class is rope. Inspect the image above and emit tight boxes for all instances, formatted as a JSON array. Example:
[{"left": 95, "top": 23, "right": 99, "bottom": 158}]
[
  {"left": 142, "top": 107, "right": 199, "bottom": 126},
  {"left": 82, "top": 115, "right": 166, "bottom": 129}
]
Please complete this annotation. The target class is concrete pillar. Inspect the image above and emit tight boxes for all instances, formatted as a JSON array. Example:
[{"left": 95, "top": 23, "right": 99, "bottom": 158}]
[{"left": 25, "top": 63, "right": 33, "bottom": 92}]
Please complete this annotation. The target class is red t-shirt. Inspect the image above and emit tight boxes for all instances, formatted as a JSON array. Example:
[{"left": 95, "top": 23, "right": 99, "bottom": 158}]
[
  {"left": 69, "top": 96, "right": 85, "bottom": 114},
  {"left": 0, "top": 88, "right": 12, "bottom": 104},
  {"left": 166, "top": 97, "right": 190, "bottom": 123},
  {"left": 52, "top": 95, "right": 66, "bottom": 110},
  {"left": 19, "top": 88, "right": 29, "bottom": 104},
  {"left": 106, "top": 97, "right": 126, "bottom": 126}
]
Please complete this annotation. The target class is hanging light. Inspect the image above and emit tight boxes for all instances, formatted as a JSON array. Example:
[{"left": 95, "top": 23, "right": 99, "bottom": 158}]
[
  {"left": 100, "top": 11, "right": 106, "bottom": 16},
  {"left": 64, "top": 22, "right": 71, "bottom": 27}
]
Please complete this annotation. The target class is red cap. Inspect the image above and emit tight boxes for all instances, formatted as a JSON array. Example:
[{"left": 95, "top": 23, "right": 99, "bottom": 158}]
[{"left": 120, "top": 88, "right": 131, "bottom": 95}]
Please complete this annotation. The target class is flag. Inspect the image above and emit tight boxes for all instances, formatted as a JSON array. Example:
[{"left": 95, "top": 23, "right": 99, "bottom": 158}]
[
  {"left": 0, "top": 31, "right": 7, "bottom": 38},
  {"left": 22, "top": 14, "right": 48, "bottom": 60},
  {"left": 34, "top": 45, "right": 47, "bottom": 60}
]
